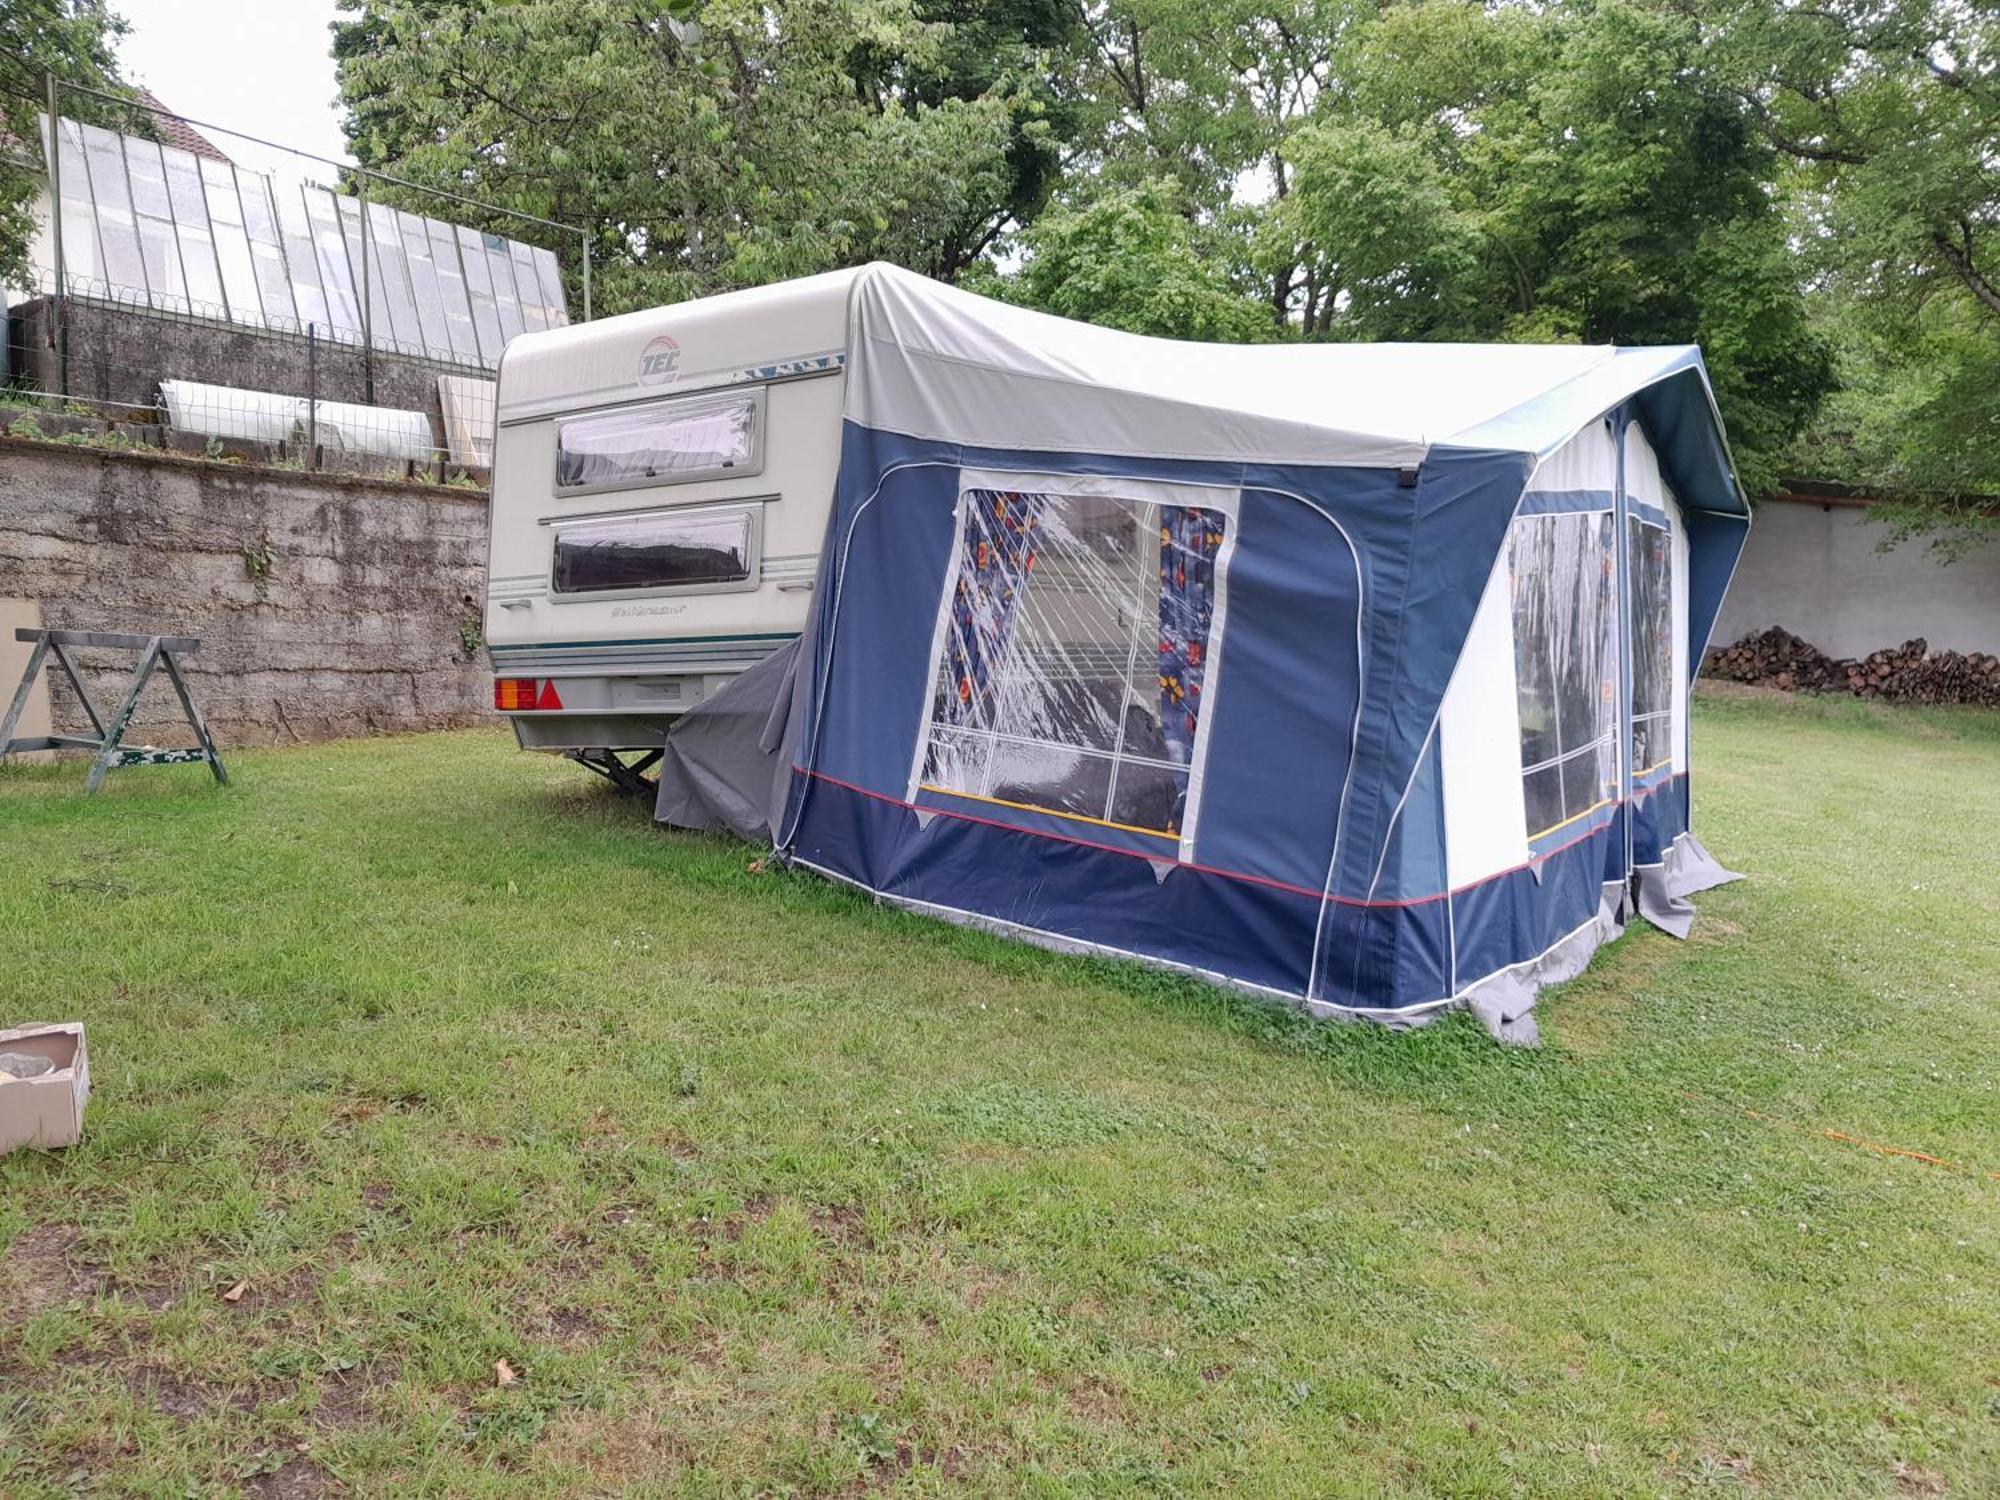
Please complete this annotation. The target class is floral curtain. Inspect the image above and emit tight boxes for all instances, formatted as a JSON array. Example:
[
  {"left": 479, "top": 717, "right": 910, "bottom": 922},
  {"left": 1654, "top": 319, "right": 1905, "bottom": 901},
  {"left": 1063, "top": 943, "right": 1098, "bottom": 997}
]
[
  {"left": 943, "top": 489, "right": 1045, "bottom": 728},
  {"left": 1157, "top": 504, "right": 1225, "bottom": 824}
]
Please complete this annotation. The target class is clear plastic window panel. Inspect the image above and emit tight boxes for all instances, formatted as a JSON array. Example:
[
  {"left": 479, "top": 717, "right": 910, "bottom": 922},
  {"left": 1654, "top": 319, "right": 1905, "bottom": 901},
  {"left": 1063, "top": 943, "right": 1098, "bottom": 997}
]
[
  {"left": 919, "top": 490, "right": 1226, "bottom": 841},
  {"left": 161, "top": 145, "right": 226, "bottom": 313},
  {"left": 395, "top": 209, "right": 451, "bottom": 358},
  {"left": 273, "top": 182, "right": 333, "bottom": 333},
  {"left": 1628, "top": 517, "right": 1675, "bottom": 776},
  {"left": 426, "top": 219, "right": 482, "bottom": 365},
  {"left": 1509, "top": 512, "right": 1619, "bottom": 842},
  {"left": 456, "top": 224, "right": 504, "bottom": 362},
  {"left": 556, "top": 396, "right": 756, "bottom": 489},
  {"left": 89, "top": 125, "right": 166, "bottom": 306},
  {"left": 532, "top": 246, "right": 568, "bottom": 327},
  {"left": 363, "top": 201, "right": 424, "bottom": 354},
  {"left": 551, "top": 511, "right": 752, "bottom": 593},
  {"left": 199, "top": 157, "right": 264, "bottom": 327},
  {"left": 51, "top": 118, "right": 101, "bottom": 289},
  {"left": 235, "top": 172, "right": 298, "bottom": 329}
]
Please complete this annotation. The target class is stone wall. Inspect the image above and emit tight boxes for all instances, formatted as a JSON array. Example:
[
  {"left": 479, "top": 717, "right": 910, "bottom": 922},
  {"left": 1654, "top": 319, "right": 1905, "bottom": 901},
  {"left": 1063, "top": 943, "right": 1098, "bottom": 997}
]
[{"left": 0, "top": 435, "right": 492, "bottom": 747}]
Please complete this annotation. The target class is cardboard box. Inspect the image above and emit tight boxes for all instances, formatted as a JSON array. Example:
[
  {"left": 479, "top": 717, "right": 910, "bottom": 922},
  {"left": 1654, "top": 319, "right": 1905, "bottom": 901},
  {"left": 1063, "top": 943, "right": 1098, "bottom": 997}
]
[
  {"left": 0, "top": 599, "right": 53, "bottom": 763},
  {"left": 0, "top": 1021, "right": 90, "bottom": 1153}
]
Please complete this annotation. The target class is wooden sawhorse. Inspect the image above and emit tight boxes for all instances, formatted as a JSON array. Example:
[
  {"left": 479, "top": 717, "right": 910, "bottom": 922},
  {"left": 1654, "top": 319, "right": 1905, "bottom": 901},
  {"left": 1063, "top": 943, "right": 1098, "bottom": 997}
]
[{"left": 0, "top": 629, "right": 228, "bottom": 794}]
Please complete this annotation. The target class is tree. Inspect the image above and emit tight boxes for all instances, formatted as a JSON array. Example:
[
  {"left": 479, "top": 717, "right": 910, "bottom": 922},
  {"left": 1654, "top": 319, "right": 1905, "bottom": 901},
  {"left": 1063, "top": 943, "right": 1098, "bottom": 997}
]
[
  {"left": 1698, "top": 0, "right": 1999, "bottom": 544},
  {"left": 983, "top": 178, "right": 1273, "bottom": 341},
  {"left": 1268, "top": 0, "right": 1835, "bottom": 494},
  {"left": 0, "top": 0, "right": 126, "bottom": 294},
  {"left": 332, "top": 0, "right": 1064, "bottom": 311}
]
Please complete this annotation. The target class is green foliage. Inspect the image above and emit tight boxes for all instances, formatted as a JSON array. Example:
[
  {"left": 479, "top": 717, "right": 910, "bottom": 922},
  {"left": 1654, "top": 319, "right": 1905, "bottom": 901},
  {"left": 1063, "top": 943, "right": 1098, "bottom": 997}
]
[
  {"left": 990, "top": 180, "right": 1274, "bottom": 342},
  {"left": 332, "top": 0, "right": 1065, "bottom": 307},
  {"left": 1696, "top": 0, "right": 2000, "bottom": 530},
  {"left": 1269, "top": 0, "right": 1837, "bottom": 494},
  {"left": 0, "top": 1, "right": 128, "bottom": 289},
  {"left": 1274, "top": 117, "right": 1485, "bottom": 341}
]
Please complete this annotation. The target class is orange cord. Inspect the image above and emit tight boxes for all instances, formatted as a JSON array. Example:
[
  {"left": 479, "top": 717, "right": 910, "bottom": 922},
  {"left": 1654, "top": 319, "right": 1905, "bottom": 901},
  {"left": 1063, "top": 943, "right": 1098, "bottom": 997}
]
[{"left": 1676, "top": 1091, "right": 2000, "bottom": 1183}]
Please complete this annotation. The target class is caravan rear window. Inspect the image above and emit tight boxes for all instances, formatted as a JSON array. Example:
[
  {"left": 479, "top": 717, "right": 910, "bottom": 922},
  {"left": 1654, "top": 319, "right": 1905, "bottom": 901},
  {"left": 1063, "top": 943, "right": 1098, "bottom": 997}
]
[
  {"left": 555, "top": 388, "right": 764, "bottom": 493},
  {"left": 550, "top": 507, "right": 757, "bottom": 595}
]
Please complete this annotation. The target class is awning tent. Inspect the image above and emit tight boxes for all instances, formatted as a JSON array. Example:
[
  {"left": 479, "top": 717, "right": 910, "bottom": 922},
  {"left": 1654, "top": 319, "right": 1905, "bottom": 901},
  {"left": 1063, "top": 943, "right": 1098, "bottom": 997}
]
[{"left": 653, "top": 264, "right": 1745, "bottom": 1042}]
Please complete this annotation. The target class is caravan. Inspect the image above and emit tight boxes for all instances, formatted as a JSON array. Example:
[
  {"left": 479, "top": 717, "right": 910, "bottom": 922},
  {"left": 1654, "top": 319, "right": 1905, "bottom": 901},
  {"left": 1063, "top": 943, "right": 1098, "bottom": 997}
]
[
  {"left": 483, "top": 270, "right": 854, "bottom": 782},
  {"left": 485, "top": 264, "right": 1748, "bottom": 1038}
]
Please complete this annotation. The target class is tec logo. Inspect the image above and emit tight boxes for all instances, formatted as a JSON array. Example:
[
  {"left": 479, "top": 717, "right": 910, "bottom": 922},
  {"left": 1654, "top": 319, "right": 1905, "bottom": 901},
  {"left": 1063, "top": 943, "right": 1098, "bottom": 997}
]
[{"left": 638, "top": 334, "right": 682, "bottom": 386}]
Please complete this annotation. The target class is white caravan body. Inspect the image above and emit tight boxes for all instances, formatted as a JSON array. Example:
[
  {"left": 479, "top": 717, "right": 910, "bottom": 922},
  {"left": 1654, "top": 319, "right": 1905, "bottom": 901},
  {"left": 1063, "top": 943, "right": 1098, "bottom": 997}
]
[{"left": 484, "top": 269, "right": 856, "bottom": 752}]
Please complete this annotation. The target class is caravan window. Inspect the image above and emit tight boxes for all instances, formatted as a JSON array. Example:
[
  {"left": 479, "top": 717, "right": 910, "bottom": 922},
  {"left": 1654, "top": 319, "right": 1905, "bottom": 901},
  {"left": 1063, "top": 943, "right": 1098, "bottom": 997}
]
[
  {"left": 555, "top": 389, "right": 765, "bottom": 493},
  {"left": 915, "top": 487, "right": 1228, "bottom": 845},
  {"left": 550, "top": 506, "right": 758, "bottom": 596},
  {"left": 1509, "top": 512, "right": 1619, "bottom": 844}
]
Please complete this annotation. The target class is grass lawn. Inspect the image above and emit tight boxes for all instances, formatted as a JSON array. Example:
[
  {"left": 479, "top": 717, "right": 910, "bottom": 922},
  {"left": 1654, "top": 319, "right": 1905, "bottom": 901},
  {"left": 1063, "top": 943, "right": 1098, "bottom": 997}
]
[{"left": 1, "top": 686, "right": 1996, "bottom": 1497}]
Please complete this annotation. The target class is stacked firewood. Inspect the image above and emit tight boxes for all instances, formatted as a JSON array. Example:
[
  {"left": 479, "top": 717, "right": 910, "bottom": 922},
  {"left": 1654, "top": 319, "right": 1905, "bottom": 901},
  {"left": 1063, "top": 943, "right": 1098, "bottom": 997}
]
[{"left": 1704, "top": 628, "right": 2000, "bottom": 706}]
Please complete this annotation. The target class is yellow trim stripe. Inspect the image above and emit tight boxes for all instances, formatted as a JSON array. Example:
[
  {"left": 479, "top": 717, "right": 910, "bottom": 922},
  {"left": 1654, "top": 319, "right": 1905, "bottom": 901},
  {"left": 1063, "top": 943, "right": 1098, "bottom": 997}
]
[
  {"left": 919, "top": 784, "right": 1180, "bottom": 842},
  {"left": 1527, "top": 794, "right": 1617, "bottom": 845}
]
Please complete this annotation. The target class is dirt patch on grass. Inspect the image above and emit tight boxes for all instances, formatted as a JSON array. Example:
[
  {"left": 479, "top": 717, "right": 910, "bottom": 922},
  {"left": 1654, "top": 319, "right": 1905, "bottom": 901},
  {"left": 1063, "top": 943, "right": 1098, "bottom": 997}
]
[
  {"left": 1, "top": 1224, "right": 98, "bottom": 1320},
  {"left": 244, "top": 1458, "right": 341, "bottom": 1497},
  {"left": 312, "top": 1363, "right": 398, "bottom": 1434},
  {"left": 127, "top": 1365, "right": 266, "bottom": 1422}
]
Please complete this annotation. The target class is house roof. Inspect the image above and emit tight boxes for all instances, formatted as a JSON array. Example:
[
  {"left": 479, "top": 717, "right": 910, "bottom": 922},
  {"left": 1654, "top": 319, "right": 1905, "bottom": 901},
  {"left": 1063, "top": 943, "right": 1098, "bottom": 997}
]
[{"left": 133, "top": 89, "right": 231, "bottom": 163}]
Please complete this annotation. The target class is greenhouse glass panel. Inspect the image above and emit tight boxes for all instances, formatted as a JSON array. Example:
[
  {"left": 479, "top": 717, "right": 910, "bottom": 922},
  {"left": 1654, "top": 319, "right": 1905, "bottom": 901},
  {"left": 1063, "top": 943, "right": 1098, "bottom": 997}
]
[
  {"left": 51, "top": 118, "right": 101, "bottom": 289},
  {"left": 509, "top": 240, "right": 548, "bottom": 332},
  {"left": 274, "top": 183, "right": 333, "bottom": 333},
  {"left": 236, "top": 171, "right": 298, "bottom": 329},
  {"left": 336, "top": 195, "right": 392, "bottom": 341},
  {"left": 483, "top": 236, "right": 526, "bottom": 341},
  {"left": 396, "top": 209, "right": 451, "bottom": 358},
  {"left": 456, "top": 224, "right": 503, "bottom": 361},
  {"left": 304, "top": 188, "right": 363, "bottom": 337},
  {"left": 363, "top": 201, "right": 424, "bottom": 353},
  {"left": 162, "top": 145, "right": 226, "bottom": 313},
  {"left": 532, "top": 246, "right": 567, "bottom": 327},
  {"left": 427, "top": 219, "right": 482, "bottom": 365},
  {"left": 200, "top": 156, "right": 264, "bottom": 326},
  {"left": 87, "top": 127, "right": 160, "bottom": 308}
]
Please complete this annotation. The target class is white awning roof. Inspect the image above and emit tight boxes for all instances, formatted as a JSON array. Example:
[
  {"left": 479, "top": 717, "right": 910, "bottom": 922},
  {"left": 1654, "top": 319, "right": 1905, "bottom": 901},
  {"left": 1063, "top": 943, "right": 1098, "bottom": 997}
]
[{"left": 498, "top": 263, "right": 1723, "bottom": 477}]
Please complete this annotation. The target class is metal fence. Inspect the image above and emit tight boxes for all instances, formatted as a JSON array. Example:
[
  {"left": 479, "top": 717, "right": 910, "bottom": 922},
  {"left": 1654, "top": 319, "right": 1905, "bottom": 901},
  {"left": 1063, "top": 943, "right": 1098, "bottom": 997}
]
[
  {"left": 3, "top": 74, "right": 582, "bottom": 479},
  {"left": 4, "top": 286, "right": 498, "bottom": 484}
]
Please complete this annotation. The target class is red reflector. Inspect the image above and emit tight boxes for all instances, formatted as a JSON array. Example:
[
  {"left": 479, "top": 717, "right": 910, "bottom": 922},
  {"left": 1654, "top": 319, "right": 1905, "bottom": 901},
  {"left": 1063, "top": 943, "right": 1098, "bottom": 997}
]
[{"left": 535, "top": 679, "right": 564, "bottom": 711}]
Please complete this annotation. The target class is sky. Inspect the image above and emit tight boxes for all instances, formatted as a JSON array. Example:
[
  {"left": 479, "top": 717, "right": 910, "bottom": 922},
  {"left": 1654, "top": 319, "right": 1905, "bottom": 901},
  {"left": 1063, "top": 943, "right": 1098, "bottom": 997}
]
[{"left": 110, "top": 0, "right": 351, "bottom": 179}]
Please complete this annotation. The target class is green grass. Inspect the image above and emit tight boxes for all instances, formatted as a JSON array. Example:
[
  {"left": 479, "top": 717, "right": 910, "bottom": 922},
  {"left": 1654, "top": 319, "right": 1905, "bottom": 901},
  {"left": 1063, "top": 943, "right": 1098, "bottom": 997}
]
[{"left": 1, "top": 686, "right": 1996, "bottom": 1497}]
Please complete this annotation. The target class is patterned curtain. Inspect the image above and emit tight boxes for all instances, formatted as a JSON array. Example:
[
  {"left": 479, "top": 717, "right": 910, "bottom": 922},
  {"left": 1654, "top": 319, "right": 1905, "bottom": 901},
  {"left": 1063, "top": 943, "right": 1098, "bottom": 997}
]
[
  {"left": 944, "top": 489, "right": 1045, "bottom": 728},
  {"left": 1157, "top": 505, "right": 1226, "bottom": 825}
]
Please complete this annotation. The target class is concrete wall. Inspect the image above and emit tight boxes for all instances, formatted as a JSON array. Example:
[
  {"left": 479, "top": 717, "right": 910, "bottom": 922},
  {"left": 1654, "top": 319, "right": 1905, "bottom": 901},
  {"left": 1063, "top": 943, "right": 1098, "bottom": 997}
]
[
  {"left": 1713, "top": 497, "right": 2000, "bottom": 658},
  {"left": 0, "top": 435, "right": 492, "bottom": 748}
]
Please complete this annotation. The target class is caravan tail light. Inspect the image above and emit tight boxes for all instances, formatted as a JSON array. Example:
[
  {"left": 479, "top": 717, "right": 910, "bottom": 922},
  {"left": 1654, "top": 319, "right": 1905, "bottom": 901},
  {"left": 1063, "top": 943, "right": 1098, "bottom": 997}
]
[{"left": 495, "top": 678, "right": 564, "bottom": 711}]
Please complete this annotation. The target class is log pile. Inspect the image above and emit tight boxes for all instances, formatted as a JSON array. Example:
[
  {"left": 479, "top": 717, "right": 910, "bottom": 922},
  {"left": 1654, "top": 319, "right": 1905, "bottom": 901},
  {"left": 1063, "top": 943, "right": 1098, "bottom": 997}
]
[{"left": 1705, "top": 628, "right": 2000, "bottom": 706}]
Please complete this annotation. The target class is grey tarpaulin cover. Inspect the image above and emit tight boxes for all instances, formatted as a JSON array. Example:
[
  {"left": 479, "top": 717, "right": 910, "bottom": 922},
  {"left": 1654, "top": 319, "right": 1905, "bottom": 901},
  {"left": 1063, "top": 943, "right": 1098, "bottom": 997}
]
[{"left": 653, "top": 637, "right": 804, "bottom": 842}]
